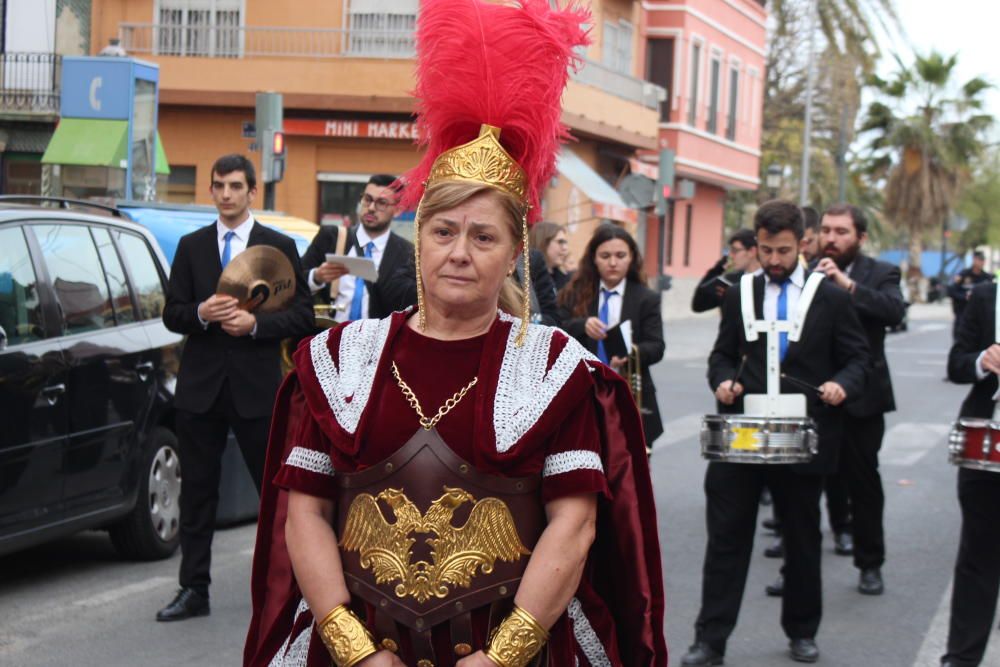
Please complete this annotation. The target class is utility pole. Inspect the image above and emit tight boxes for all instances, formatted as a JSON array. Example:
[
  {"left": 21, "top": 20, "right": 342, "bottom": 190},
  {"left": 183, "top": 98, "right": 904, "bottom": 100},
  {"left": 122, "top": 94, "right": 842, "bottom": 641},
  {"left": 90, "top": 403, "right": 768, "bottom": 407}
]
[{"left": 799, "top": 0, "right": 818, "bottom": 205}]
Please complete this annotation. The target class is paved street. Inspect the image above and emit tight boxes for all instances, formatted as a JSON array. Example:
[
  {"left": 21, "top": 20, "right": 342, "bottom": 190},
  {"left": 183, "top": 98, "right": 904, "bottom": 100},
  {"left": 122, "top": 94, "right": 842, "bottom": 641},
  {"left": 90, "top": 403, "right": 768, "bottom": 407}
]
[{"left": 1, "top": 304, "right": 998, "bottom": 666}]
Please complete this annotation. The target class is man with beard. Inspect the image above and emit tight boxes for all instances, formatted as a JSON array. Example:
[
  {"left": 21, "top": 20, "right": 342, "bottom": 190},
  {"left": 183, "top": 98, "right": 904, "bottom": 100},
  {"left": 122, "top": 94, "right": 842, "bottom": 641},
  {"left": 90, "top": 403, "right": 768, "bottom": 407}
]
[
  {"left": 815, "top": 203, "right": 906, "bottom": 596},
  {"left": 681, "top": 200, "right": 870, "bottom": 666},
  {"left": 691, "top": 228, "right": 760, "bottom": 313},
  {"left": 301, "top": 174, "right": 415, "bottom": 321}
]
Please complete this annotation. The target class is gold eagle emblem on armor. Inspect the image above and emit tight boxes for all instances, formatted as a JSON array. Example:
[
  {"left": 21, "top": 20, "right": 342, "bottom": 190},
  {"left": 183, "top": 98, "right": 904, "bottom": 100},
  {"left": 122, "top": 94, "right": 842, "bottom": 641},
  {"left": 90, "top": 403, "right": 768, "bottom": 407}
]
[{"left": 340, "top": 486, "right": 530, "bottom": 603}]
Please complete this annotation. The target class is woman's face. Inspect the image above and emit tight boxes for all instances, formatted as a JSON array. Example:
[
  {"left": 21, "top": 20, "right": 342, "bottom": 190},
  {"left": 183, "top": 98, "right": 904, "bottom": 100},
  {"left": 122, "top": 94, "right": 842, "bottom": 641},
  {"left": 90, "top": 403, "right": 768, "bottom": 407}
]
[
  {"left": 420, "top": 192, "right": 518, "bottom": 313},
  {"left": 545, "top": 229, "right": 569, "bottom": 269},
  {"left": 594, "top": 237, "right": 632, "bottom": 288}
]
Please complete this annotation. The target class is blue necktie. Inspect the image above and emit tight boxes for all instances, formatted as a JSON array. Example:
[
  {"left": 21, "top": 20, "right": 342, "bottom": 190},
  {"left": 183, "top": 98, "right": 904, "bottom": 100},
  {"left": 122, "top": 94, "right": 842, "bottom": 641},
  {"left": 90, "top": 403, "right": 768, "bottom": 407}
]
[
  {"left": 777, "top": 280, "right": 789, "bottom": 362},
  {"left": 597, "top": 288, "right": 616, "bottom": 364},
  {"left": 221, "top": 231, "right": 235, "bottom": 269},
  {"left": 348, "top": 241, "right": 375, "bottom": 320}
]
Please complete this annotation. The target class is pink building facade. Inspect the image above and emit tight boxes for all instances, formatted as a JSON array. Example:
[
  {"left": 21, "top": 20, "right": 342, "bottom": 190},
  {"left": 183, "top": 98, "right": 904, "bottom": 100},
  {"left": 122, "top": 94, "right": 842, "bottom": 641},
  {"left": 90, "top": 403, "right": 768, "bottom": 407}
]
[{"left": 640, "top": 0, "right": 766, "bottom": 281}]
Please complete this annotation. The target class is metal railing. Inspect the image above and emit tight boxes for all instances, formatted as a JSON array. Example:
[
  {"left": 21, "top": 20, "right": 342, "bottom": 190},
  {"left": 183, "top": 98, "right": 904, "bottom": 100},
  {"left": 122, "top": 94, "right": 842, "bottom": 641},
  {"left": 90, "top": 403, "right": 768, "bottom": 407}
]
[
  {"left": 572, "top": 58, "right": 666, "bottom": 110},
  {"left": 119, "top": 21, "right": 415, "bottom": 59},
  {"left": 0, "top": 53, "right": 61, "bottom": 114}
]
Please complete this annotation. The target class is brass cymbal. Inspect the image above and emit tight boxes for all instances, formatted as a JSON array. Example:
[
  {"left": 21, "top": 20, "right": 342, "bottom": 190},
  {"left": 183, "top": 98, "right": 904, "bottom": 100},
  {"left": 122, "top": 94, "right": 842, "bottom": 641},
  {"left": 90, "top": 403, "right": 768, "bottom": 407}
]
[{"left": 216, "top": 245, "right": 296, "bottom": 313}]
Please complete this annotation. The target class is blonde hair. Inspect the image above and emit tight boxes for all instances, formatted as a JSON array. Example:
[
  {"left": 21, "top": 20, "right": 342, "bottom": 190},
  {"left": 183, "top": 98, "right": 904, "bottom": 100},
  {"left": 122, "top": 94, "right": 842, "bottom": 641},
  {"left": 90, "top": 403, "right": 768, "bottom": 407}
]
[{"left": 416, "top": 181, "right": 526, "bottom": 316}]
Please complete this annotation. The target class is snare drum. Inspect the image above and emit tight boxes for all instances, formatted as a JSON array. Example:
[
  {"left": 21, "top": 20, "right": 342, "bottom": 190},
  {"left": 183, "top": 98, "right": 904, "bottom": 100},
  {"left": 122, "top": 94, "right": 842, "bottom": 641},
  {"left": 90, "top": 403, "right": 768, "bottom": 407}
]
[
  {"left": 701, "top": 415, "right": 818, "bottom": 464},
  {"left": 948, "top": 418, "right": 1000, "bottom": 472}
]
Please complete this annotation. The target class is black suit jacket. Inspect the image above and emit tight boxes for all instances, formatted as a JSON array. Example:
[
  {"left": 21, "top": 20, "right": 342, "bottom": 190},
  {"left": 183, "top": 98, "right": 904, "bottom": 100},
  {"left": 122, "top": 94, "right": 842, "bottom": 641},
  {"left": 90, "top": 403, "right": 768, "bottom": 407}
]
[
  {"left": 514, "top": 248, "right": 560, "bottom": 327},
  {"left": 301, "top": 226, "right": 416, "bottom": 318},
  {"left": 560, "top": 279, "right": 666, "bottom": 441},
  {"left": 843, "top": 254, "right": 907, "bottom": 417},
  {"left": 163, "top": 221, "right": 313, "bottom": 418},
  {"left": 949, "top": 283, "right": 998, "bottom": 419},
  {"left": 708, "top": 274, "right": 871, "bottom": 474},
  {"left": 691, "top": 259, "right": 742, "bottom": 313}
]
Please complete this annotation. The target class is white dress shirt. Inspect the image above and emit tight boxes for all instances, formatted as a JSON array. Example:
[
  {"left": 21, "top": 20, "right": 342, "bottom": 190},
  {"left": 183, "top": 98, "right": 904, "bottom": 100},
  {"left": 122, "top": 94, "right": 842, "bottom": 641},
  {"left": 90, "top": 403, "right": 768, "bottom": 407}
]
[
  {"left": 324, "top": 226, "right": 390, "bottom": 323},
  {"left": 763, "top": 264, "right": 805, "bottom": 321},
  {"left": 599, "top": 280, "right": 626, "bottom": 327}
]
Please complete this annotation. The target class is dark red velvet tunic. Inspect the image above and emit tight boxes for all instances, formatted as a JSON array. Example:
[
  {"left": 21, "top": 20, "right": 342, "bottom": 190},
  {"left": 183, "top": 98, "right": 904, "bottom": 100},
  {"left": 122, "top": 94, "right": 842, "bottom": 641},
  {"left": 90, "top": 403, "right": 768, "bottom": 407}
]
[{"left": 245, "top": 312, "right": 666, "bottom": 667}]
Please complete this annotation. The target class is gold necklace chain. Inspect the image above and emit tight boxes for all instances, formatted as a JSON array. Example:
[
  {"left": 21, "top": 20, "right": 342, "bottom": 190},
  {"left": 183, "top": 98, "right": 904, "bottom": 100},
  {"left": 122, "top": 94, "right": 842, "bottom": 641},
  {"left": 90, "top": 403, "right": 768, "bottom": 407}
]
[{"left": 391, "top": 362, "right": 479, "bottom": 431}]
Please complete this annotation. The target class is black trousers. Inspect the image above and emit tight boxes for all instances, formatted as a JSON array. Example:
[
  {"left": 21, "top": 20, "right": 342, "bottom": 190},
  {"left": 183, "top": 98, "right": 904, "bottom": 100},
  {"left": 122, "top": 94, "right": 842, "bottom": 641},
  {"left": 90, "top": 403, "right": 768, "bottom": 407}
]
[
  {"left": 943, "top": 468, "right": 1000, "bottom": 667},
  {"left": 695, "top": 463, "right": 824, "bottom": 654},
  {"left": 838, "top": 413, "right": 886, "bottom": 569},
  {"left": 823, "top": 470, "right": 852, "bottom": 534},
  {"left": 176, "top": 381, "right": 269, "bottom": 594}
]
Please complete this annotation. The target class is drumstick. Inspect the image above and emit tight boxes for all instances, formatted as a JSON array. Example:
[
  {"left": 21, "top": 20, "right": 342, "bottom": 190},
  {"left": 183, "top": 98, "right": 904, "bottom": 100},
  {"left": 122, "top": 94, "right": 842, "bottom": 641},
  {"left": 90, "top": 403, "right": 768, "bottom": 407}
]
[
  {"left": 731, "top": 354, "right": 748, "bottom": 386},
  {"left": 780, "top": 372, "right": 823, "bottom": 396}
]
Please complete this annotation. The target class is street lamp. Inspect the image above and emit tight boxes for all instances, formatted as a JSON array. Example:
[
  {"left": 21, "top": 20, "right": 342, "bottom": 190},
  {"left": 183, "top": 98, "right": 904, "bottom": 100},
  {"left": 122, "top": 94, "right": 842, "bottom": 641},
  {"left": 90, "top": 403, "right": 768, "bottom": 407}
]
[{"left": 765, "top": 164, "right": 783, "bottom": 199}]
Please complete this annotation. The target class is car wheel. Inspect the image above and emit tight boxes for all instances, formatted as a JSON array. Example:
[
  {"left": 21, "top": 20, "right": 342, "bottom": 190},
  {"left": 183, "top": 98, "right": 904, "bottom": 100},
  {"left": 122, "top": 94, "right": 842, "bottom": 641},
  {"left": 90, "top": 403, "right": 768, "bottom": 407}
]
[{"left": 109, "top": 426, "right": 182, "bottom": 560}]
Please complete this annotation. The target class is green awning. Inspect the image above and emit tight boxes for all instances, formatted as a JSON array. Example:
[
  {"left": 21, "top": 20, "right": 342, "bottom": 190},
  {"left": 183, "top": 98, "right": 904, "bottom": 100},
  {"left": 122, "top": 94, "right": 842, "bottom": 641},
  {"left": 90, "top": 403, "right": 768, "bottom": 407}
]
[{"left": 42, "top": 118, "right": 170, "bottom": 175}]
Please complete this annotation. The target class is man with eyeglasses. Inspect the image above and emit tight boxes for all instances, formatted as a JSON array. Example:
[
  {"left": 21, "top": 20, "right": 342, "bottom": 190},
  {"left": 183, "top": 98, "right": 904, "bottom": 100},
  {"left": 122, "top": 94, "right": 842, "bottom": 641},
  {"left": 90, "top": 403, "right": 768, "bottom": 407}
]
[{"left": 301, "top": 174, "right": 415, "bottom": 322}]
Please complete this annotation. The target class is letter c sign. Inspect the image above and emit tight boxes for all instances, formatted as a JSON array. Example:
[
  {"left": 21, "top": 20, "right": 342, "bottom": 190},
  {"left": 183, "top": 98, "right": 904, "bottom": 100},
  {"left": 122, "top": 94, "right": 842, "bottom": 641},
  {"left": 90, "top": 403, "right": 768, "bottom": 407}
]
[{"left": 89, "top": 76, "right": 103, "bottom": 112}]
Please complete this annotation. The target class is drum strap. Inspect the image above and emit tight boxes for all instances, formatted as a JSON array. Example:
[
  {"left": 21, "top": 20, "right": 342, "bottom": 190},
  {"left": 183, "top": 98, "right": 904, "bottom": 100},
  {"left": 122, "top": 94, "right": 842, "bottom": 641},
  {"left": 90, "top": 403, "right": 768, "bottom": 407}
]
[{"left": 740, "top": 272, "right": 824, "bottom": 343}]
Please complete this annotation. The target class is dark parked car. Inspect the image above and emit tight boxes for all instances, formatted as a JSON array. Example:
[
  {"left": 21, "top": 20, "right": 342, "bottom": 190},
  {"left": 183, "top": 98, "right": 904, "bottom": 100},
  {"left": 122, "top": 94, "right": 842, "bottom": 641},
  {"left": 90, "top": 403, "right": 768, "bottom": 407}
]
[{"left": 0, "top": 198, "right": 184, "bottom": 559}]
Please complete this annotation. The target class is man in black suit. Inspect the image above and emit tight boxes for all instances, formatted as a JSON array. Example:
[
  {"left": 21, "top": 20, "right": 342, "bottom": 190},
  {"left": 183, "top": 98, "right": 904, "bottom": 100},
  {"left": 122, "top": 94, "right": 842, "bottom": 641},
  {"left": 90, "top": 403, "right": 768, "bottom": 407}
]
[
  {"left": 691, "top": 228, "right": 759, "bottom": 313},
  {"left": 942, "top": 282, "right": 1000, "bottom": 667},
  {"left": 301, "top": 174, "right": 415, "bottom": 321},
  {"left": 157, "top": 154, "right": 312, "bottom": 622},
  {"left": 815, "top": 204, "right": 906, "bottom": 596},
  {"left": 681, "top": 200, "right": 870, "bottom": 666},
  {"left": 948, "top": 251, "right": 994, "bottom": 338}
]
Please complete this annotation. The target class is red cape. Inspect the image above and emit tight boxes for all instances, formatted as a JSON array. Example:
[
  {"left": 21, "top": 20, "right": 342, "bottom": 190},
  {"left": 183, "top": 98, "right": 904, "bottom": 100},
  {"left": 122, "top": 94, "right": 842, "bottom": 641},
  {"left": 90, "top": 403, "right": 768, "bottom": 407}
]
[{"left": 244, "top": 315, "right": 666, "bottom": 666}]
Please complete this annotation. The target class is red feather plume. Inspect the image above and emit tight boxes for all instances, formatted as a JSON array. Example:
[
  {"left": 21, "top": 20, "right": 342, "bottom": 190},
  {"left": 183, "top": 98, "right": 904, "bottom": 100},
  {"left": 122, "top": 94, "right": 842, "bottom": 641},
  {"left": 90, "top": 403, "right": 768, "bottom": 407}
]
[{"left": 399, "top": 0, "right": 591, "bottom": 223}]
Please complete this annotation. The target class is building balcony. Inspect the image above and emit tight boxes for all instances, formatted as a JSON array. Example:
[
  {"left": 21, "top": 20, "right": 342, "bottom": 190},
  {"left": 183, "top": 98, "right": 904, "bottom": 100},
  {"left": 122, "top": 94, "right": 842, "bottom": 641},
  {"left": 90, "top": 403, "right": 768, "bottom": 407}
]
[
  {"left": 0, "top": 53, "right": 61, "bottom": 119},
  {"left": 118, "top": 20, "right": 661, "bottom": 148}
]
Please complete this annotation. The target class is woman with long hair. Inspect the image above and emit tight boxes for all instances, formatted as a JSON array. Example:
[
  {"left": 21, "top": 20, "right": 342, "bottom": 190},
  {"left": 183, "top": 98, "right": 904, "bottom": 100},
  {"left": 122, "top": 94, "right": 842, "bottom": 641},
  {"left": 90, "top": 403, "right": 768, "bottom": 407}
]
[
  {"left": 530, "top": 221, "right": 572, "bottom": 293},
  {"left": 559, "top": 224, "right": 665, "bottom": 450}
]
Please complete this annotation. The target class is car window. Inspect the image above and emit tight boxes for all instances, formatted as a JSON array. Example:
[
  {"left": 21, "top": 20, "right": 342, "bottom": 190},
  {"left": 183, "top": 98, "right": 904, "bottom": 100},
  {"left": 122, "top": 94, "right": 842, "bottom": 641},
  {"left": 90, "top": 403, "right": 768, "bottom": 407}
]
[
  {"left": 33, "top": 224, "right": 116, "bottom": 334},
  {"left": 114, "top": 231, "right": 166, "bottom": 321},
  {"left": 92, "top": 227, "right": 135, "bottom": 325},
  {"left": 0, "top": 226, "right": 45, "bottom": 345}
]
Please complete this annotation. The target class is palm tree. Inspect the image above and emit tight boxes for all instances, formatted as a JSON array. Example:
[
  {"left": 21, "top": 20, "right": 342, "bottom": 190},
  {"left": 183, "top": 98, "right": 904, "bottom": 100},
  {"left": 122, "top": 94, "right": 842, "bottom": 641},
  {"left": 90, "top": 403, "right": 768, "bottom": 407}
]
[{"left": 862, "top": 52, "right": 994, "bottom": 298}]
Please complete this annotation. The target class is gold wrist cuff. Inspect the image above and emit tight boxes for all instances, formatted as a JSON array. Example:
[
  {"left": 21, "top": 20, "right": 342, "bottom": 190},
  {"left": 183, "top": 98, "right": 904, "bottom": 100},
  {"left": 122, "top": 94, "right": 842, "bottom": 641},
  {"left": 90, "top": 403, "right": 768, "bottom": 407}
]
[
  {"left": 317, "top": 604, "right": 378, "bottom": 667},
  {"left": 485, "top": 605, "right": 550, "bottom": 667}
]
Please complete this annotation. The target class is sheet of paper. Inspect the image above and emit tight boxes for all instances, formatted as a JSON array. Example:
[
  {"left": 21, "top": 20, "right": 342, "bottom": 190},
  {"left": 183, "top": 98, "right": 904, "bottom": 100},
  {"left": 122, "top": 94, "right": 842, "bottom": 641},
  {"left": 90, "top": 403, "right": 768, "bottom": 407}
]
[{"left": 325, "top": 254, "right": 378, "bottom": 282}]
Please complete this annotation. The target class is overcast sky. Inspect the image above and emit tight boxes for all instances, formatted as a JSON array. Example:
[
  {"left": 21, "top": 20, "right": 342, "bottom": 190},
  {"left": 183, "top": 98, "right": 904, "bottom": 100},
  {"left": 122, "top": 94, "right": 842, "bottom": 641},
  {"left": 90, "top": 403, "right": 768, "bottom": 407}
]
[{"left": 883, "top": 0, "right": 1000, "bottom": 125}]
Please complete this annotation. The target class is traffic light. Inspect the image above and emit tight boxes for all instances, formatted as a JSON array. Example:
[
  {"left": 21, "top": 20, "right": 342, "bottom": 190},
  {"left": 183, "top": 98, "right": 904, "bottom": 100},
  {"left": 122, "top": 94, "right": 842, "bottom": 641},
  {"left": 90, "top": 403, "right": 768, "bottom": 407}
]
[
  {"left": 654, "top": 148, "right": 675, "bottom": 217},
  {"left": 266, "top": 130, "right": 286, "bottom": 183},
  {"left": 256, "top": 92, "right": 284, "bottom": 185}
]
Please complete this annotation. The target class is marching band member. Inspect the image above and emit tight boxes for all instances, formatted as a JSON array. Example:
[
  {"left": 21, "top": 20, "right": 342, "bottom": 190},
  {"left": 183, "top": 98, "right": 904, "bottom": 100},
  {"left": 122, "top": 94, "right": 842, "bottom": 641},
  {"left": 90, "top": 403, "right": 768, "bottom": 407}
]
[
  {"left": 681, "top": 200, "right": 870, "bottom": 666},
  {"left": 942, "top": 281, "right": 1000, "bottom": 667},
  {"left": 243, "top": 2, "right": 666, "bottom": 666}
]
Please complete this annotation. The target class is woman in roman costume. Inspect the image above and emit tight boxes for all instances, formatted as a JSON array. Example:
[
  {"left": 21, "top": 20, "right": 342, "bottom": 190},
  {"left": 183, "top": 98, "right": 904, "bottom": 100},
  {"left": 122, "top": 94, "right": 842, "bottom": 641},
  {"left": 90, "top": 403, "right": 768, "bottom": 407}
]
[{"left": 243, "top": 2, "right": 666, "bottom": 666}]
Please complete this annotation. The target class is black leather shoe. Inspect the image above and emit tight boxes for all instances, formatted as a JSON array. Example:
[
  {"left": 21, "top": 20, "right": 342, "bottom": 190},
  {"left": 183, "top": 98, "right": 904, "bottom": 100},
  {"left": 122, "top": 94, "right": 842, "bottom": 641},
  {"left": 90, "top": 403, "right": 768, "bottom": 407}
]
[
  {"left": 156, "top": 587, "right": 210, "bottom": 622},
  {"left": 680, "top": 642, "right": 724, "bottom": 666},
  {"left": 789, "top": 638, "right": 819, "bottom": 663},
  {"left": 834, "top": 532, "right": 854, "bottom": 556},
  {"left": 764, "top": 537, "right": 785, "bottom": 559},
  {"left": 766, "top": 574, "right": 784, "bottom": 597},
  {"left": 858, "top": 568, "right": 884, "bottom": 595},
  {"left": 762, "top": 517, "right": 780, "bottom": 532}
]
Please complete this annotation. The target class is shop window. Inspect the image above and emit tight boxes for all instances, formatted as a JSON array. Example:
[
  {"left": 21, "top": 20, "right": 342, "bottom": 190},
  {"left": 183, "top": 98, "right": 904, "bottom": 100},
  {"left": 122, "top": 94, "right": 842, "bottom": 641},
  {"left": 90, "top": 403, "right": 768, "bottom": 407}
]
[
  {"left": 165, "top": 165, "right": 197, "bottom": 204},
  {"left": 115, "top": 231, "right": 166, "bottom": 321},
  {"left": 156, "top": 0, "right": 241, "bottom": 58},
  {"left": 318, "top": 177, "right": 368, "bottom": 228},
  {"left": 0, "top": 226, "right": 44, "bottom": 345},
  {"left": 4, "top": 158, "right": 42, "bottom": 195},
  {"left": 34, "top": 224, "right": 115, "bottom": 334}
]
